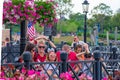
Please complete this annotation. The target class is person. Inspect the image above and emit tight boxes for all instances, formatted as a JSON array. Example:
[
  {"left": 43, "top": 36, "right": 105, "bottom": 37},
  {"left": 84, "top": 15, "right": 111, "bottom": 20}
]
[
  {"left": 56, "top": 44, "right": 78, "bottom": 62},
  {"left": 44, "top": 48, "right": 59, "bottom": 80},
  {"left": 56, "top": 44, "right": 79, "bottom": 75},
  {"left": 2, "top": 41, "right": 6, "bottom": 47},
  {"left": 30, "top": 35, "right": 56, "bottom": 49},
  {"left": 4, "top": 37, "right": 10, "bottom": 46},
  {"left": 74, "top": 44, "right": 86, "bottom": 60},
  {"left": 33, "top": 40, "right": 46, "bottom": 62},
  {"left": 18, "top": 42, "right": 36, "bottom": 63},
  {"left": 81, "top": 54, "right": 94, "bottom": 78},
  {"left": 33, "top": 37, "right": 57, "bottom": 72},
  {"left": 32, "top": 35, "right": 57, "bottom": 62},
  {"left": 71, "top": 35, "right": 90, "bottom": 54}
]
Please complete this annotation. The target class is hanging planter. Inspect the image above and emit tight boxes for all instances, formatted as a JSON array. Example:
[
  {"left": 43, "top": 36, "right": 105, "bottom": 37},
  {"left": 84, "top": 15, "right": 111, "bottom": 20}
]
[{"left": 3, "top": 0, "right": 58, "bottom": 27}]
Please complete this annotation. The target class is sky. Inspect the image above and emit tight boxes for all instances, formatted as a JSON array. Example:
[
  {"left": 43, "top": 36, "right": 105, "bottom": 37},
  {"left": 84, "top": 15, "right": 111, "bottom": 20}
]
[{"left": 72, "top": 0, "right": 120, "bottom": 17}]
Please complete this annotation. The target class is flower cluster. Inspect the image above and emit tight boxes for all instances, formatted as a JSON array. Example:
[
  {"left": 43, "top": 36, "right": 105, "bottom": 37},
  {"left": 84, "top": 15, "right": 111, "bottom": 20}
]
[
  {"left": 60, "top": 72, "right": 73, "bottom": 80},
  {"left": 0, "top": 65, "right": 47, "bottom": 80},
  {"left": 3, "top": 0, "right": 58, "bottom": 27}
]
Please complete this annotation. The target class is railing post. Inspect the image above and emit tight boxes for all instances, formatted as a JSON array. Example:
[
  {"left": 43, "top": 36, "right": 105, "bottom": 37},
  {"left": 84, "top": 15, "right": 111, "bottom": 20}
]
[
  {"left": 112, "top": 46, "right": 117, "bottom": 77},
  {"left": 112, "top": 46, "right": 117, "bottom": 59},
  {"left": 109, "top": 43, "right": 112, "bottom": 52},
  {"left": 93, "top": 50, "right": 102, "bottom": 80},
  {"left": 22, "top": 51, "right": 32, "bottom": 70},
  {"left": 20, "top": 20, "right": 27, "bottom": 56},
  {"left": 60, "top": 51, "right": 68, "bottom": 73}
]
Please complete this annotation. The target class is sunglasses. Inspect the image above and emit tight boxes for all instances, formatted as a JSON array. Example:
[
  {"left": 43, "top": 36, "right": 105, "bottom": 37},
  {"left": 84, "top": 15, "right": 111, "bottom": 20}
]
[{"left": 38, "top": 46, "right": 45, "bottom": 49}]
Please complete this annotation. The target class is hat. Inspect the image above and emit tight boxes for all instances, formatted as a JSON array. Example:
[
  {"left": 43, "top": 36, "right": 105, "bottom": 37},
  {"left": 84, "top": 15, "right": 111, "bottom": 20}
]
[{"left": 47, "top": 48, "right": 55, "bottom": 53}]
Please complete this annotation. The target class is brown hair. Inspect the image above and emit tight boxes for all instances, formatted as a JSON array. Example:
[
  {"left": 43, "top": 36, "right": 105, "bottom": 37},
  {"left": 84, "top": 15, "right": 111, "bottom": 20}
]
[
  {"left": 24, "top": 42, "right": 35, "bottom": 52},
  {"left": 74, "top": 44, "right": 82, "bottom": 52},
  {"left": 46, "top": 52, "right": 57, "bottom": 61}
]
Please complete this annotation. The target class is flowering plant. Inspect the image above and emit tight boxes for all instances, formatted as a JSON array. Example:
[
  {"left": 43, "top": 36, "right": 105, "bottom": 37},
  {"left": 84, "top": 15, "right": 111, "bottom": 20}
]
[
  {"left": 0, "top": 65, "right": 48, "bottom": 80},
  {"left": 3, "top": 0, "right": 58, "bottom": 27},
  {"left": 60, "top": 72, "right": 73, "bottom": 80}
]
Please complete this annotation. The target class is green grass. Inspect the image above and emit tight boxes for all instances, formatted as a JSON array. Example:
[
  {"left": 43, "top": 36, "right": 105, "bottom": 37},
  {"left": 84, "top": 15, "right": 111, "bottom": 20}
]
[{"left": 53, "top": 36, "right": 91, "bottom": 44}]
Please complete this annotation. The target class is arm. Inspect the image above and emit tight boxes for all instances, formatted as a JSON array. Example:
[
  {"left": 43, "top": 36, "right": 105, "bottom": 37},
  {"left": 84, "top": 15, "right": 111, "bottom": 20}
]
[
  {"left": 76, "top": 51, "right": 86, "bottom": 57},
  {"left": 42, "top": 36, "right": 56, "bottom": 48},
  {"left": 47, "top": 39, "right": 56, "bottom": 48}
]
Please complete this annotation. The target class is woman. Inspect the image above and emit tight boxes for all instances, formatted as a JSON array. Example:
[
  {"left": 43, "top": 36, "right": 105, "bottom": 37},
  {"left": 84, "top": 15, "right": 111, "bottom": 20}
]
[
  {"left": 71, "top": 44, "right": 86, "bottom": 75},
  {"left": 18, "top": 42, "right": 36, "bottom": 62},
  {"left": 74, "top": 44, "right": 86, "bottom": 60}
]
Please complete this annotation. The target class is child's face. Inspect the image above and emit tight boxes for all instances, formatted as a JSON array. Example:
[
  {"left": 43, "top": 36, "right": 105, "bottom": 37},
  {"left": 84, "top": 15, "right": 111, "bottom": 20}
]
[
  {"left": 49, "top": 52, "right": 56, "bottom": 61},
  {"left": 76, "top": 47, "right": 82, "bottom": 53}
]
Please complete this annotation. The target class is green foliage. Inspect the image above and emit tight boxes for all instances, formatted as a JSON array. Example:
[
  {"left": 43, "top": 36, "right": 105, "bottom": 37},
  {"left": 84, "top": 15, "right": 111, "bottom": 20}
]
[
  {"left": 12, "top": 0, "right": 25, "bottom": 5},
  {"left": 111, "top": 13, "right": 120, "bottom": 29},
  {"left": 99, "top": 33, "right": 120, "bottom": 40},
  {"left": 57, "top": 20, "right": 78, "bottom": 33},
  {"left": 55, "top": 0, "right": 73, "bottom": 16},
  {"left": 88, "top": 3, "right": 116, "bottom": 32},
  {"left": 91, "top": 3, "right": 113, "bottom": 16},
  {"left": 34, "top": 22, "right": 44, "bottom": 33}
]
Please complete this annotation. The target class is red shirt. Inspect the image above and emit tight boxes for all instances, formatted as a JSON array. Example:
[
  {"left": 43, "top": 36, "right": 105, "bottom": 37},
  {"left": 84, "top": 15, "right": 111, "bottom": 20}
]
[
  {"left": 67, "top": 51, "right": 78, "bottom": 61},
  {"left": 56, "top": 51, "right": 78, "bottom": 68},
  {"left": 33, "top": 52, "right": 46, "bottom": 62},
  {"left": 56, "top": 51, "right": 61, "bottom": 62},
  {"left": 56, "top": 51, "right": 78, "bottom": 62}
]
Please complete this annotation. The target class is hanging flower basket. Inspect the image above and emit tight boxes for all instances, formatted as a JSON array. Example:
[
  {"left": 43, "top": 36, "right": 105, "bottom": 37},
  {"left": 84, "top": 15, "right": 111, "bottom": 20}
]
[{"left": 3, "top": 0, "right": 58, "bottom": 27}]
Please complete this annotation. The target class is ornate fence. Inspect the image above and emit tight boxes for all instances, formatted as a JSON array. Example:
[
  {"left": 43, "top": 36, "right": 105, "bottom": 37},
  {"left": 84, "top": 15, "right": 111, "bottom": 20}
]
[{"left": 1, "top": 42, "right": 120, "bottom": 80}]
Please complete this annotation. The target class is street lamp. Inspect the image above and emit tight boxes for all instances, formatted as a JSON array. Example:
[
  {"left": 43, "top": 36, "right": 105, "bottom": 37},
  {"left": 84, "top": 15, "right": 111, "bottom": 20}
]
[{"left": 82, "top": 0, "right": 89, "bottom": 43}]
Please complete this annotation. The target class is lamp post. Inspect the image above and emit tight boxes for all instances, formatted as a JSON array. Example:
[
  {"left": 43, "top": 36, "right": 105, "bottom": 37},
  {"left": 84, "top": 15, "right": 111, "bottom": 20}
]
[{"left": 82, "top": 0, "right": 89, "bottom": 43}]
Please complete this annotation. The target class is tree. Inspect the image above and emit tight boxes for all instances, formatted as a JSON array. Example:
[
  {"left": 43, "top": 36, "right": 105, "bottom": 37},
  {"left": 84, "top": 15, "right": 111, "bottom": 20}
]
[
  {"left": 111, "top": 13, "right": 120, "bottom": 30},
  {"left": 55, "top": 0, "right": 73, "bottom": 17},
  {"left": 91, "top": 3, "right": 113, "bottom": 16},
  {"left": 54, "top": 0, "right": 73, "bottom": 34},
  {"left": 88, "top": 3, "right": 113, "bottom": 32},
  {"left": 57, "top": 13, "right": 85, "bottom": 33}
]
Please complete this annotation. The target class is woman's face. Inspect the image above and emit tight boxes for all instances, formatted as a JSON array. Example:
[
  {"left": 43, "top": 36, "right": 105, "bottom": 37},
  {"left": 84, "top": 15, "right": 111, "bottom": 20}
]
[
  {"left": 38, "top": 43, "right": 45, "bottom": 53},
  {"left": 48, "top": 52, "right": 56, "bottom": 61},
  {"left": 31, "top": 48, "right": 35, "bottom": 57}
]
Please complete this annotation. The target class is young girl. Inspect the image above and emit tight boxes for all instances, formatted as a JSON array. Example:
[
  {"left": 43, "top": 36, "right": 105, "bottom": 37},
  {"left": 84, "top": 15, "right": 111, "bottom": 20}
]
[{"left": 44, "top": 49, "right": 59, "bottom": 80}]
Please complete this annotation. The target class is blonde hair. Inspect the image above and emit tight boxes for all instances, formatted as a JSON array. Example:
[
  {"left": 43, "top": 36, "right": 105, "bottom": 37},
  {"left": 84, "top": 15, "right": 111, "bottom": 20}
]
[{"left": 37, "top": 39, "right": 45, "bottom": 46}]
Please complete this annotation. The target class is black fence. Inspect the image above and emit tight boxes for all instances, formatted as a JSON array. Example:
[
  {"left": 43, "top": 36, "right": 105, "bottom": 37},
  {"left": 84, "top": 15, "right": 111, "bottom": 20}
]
[
  {"left": 1, "top": 51, "right": 120, "bottom": 80},
  {"left": 1, "top": 42, "right": 120, "bottom": 80}
]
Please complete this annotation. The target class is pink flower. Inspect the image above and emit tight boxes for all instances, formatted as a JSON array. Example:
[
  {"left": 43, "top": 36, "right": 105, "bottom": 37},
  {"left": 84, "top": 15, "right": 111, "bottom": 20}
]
[
  {"left": 53, "top": 18, "right": 58, "bottom": 23},
  {"left": 28, "top": 70, "right": 35, "bottom": 75},
  {"left": 39, "top": 74, "right": 47, "bottom": 80},
  {"left": 102, "top": 77, "right": 108, "bottom": 80},
  {"left": 0, "top": 78, "right": 5, "bottom": 80},
  {"left": 35, "top": 71, "right": 40, "bottom": 76},
  {"left": 0, "top": 72, "right": 5, "bottom": 77},
  {"left": 40, "top": 6, "right": 43, "bottom": 9},
  {"left": 21, "top": 67, "right": 27, "bottom": 74},
  {"left": 60, "top": 72, "right": 73, "bottom": 80}
]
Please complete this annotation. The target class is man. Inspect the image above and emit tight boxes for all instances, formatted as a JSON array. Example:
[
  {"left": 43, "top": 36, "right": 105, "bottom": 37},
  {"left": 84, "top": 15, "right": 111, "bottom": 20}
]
[
  {"left": 56, "top": 44, "right": 81, "bottom": 74},
  {"left": 71, "top": 35, "right": 90, "bottom": 54},
  {"left": 56, "top": 44, "right": 78, "bottom": 64}
]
